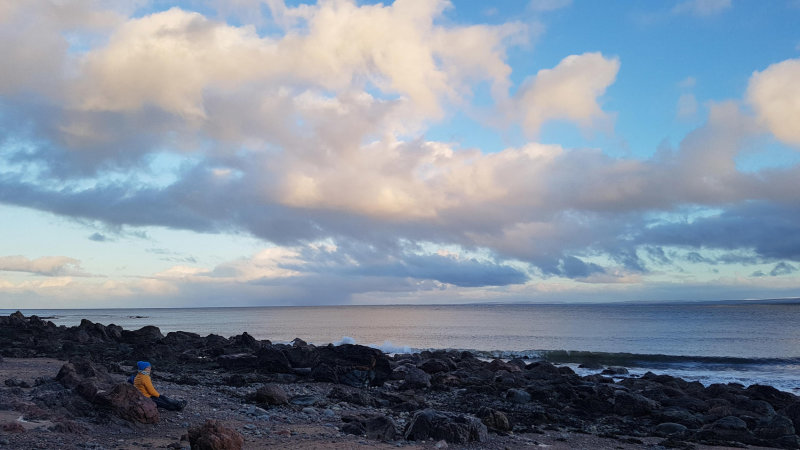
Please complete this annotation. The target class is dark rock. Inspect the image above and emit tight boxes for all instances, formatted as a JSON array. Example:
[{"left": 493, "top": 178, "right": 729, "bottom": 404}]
[
  {"left": 289, "top": 394, "right": 322, "bottom": 406},
  {"left": 250, "top": 384, "right": 288, "bottom": 406},
  {"left": 311, "top": 344, "right": 391, "bottom": 387},
  {"left": 400, "top": 366, "right": 431, "bottom": 390},
  {"left": 746, "top": 384, "right": 798, "bottom": 411},
  {"left": 694, "top": 415, "right": 754, "bottom": 444},
  {"left": 1, "top": 422, "right": 25, "bottom": 433},
  {"left": 216, "top": 353, "right": 258, "bottom": 371},
  {"left": 4, "top": 378, "right": 30, "bottom": 388},
  {"left": 782, "top": 401, "right": 800, "bottom": 433},
  {"left": 108, "top": 383, "right": 159, "bottom": 424},
  {"left": 328, "top": 385, "right": 376, "bottom": 407},
  {"left": 601, "top": 366, "right": 629, "bottom": 375},
  {"left": 653, "top": 407, "right": 703, "bottom": 428},
  {"left": 120, "top": 325, "right": 163, "bottom": 344},
  {"left": 187, "top": 419, "right": 244, "bottom": 450},
  {"left": 508, "top": 358, "right": 528, "bottom": 370},
  {"left": 524, "top": 361, "right": 561, "bottom": 379},
  {"left": 341, "top": 421, "right": 366, "bottom": 436},
  {"left": 753, "top": 414, "right": 795, "bottom": 440},
  {"left": 229, "top": 332, "right": 260, "bottom": 352},
  {"left": 284, "top": 342, "right": 319, "bottom": 368},
  {"left": 614, "top": 390, "right": 659, "bottom": 416},
  {"left": 578, "top": 362, "right": 603, "bottom": 370},
  {"left": 488, "top": 359, "right": 520, "bottom": 373},
  {"left": 255, "top": 346, "right": 293, "bottom": 374},
  {"left": 404, "top": 408, "right": 488, "bottom": 444},
  {"left": 505, "top": 388, "right": 531, "bottom": 404},
  {"left": 340, "top": 411, "right": 395, "bottom": 440},
  {"left": 418, "top": 358, "right": 451, "bottom": 374},
  {"left": 655, "top": 422, "right": 689, "bottom": 438},
  {"left": 50, "top": 419, "right": 89, "bottom": 434},
  {"left": 477, "top": 407, "right": 511, "bottom": 432},
  {"left": 365, "top": 415, "right": 397, "bottom": 441}
]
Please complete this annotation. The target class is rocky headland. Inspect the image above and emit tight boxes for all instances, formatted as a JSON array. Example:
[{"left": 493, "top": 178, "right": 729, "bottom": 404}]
[{"left": 1, "top": 311, "right": 798, "bottom": 449}]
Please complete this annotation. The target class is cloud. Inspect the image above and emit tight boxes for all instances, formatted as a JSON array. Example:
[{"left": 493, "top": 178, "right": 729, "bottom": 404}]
[
  {"left": 515, "top": 52, "right": 620, "bottom": 135},
  {"left": 529, "top": 0, "right": 572, "bottom": 12},
  {"left": 673, "top": 0, "right": 732, "bottom": 16},
  {"left": 747, "top": 58, "right": 800, "bottom": 146},
  {"left": 2, "top": 2, "right": 800, "bottom": 307},
  {"left": 770, "top": 262, "right": 797, "bottom": 276},
  {"left": 0, "top": 255, "right": 84, "bottom": 276},
  {"left": 677, "top": 93, "right": 699, "bottom": 118},
  {"left": 75, "top": 2, "right": 524, "bottom": 121}
]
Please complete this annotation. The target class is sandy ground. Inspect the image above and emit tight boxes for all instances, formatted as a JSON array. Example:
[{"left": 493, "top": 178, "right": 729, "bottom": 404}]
[{"left": 0, "top": 357, "right": 779, "bottom": 449}]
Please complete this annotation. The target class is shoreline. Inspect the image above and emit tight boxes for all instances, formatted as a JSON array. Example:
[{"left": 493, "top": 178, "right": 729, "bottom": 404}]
[{"left": 2, "top": 311, "right": 800, "bottom": 449}]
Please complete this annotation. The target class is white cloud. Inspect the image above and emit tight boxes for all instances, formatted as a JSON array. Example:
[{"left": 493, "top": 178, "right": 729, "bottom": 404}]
[
  {"left": 747, "top": 58, "right": 800, "bottom": 146},
  {"left": 673, "top": 0, "right": 731, "bottom": 16},
  {"left": 0, "top": 255, "right": 84, "bottom": 276},
  {"left": 73, "top": 1, "right": 525, "bottom": 122},
  {"left": 515, "top": 52, "right": 620, "bottom": 135}
]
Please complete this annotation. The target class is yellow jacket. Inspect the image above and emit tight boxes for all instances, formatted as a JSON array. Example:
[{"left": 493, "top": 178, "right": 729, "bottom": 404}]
[{"left": 134, "top": 373, "right": 160, "bottom": 398}]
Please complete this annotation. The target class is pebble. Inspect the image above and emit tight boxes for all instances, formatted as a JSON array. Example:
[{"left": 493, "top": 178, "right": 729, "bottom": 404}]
[{"left": 301, "top": 407, "right": 316, "bottom": 415}]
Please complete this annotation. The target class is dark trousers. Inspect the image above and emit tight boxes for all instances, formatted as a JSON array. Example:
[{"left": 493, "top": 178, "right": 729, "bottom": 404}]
[{"left": 151, "top": 395, "right": 183, "bottom": 411}]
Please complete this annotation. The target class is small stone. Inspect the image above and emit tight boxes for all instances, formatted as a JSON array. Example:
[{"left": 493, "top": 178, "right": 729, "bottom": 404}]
[{"left": 434, "top": 440, "right": 448, "bottom": 448}]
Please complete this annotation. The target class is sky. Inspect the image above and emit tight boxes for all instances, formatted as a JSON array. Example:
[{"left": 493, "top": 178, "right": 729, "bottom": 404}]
[{"left": 1, "top": 0, "right": 800, "bottom": 308}]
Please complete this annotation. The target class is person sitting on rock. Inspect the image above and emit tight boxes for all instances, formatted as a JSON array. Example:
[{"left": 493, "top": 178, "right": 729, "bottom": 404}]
[{"left": 133, "top": 361, "right": 187, "bottom": 411}]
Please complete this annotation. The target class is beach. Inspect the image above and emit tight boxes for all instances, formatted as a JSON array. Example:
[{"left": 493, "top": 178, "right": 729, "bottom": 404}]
[
  {"left": 2, "top": 311, "right": 800, "bottom": 449},
  {"left": 0, "top": 357, "right": 780, "bottom": 450}
]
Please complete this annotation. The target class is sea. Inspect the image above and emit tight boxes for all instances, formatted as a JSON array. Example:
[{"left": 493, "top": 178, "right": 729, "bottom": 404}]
[{"left": 4, "top": 302, "right": 800, "bottom": 393}]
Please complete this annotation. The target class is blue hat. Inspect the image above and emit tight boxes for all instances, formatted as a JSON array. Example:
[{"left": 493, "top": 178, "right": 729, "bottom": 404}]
[{"left": 137, "top": 361, "right": 151, "bottom": 370}]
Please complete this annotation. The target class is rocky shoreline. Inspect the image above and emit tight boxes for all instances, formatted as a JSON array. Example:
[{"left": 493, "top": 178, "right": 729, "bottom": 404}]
[{"left": 1, "top": 311, "right": 798, "bottom": 449}]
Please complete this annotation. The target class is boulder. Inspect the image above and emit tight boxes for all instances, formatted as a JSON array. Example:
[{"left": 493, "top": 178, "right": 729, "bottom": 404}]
[
  {"left": 602, "top": 366, "right": 629, "bottom": 375},
  {"left": 284, "top": 342, "right": 319, "bottom": 368},
  {"left": 488, "top": 359, "right": 520, "bottom": 373},
  {"left": 107, "top": 383, "right": 159, "bottom": 424},
  {"left": 505, "top": 388, "right": 531, "bottom": 404},
  {"left": 1, "top": 422, "right": 25, "bottom": 433},
  {"left": 120, "top": 325, "right": 164, "bottom": 345},
  {"left": 255, "top": 346, "right": 292, "bottom": 373},
  {"left": 694, "top": 415, "right": 755, "bottom": 444},
  {"left": 328, "top": 385, "right": 375, "bottom": 407},
  {"left": 746, "top": 384, "right": 798, "bottom": 411},
  {"left": 655, "top": 422, "right": 688, "bottom": 438},
  {"left": 56, "top": 358, "right": 115, "bottom": 390},
  {"left": 187, "top": 420, "right": 244, "bottom": 450},
  {"left": 782, "top": 401, "right": 800, "bottom": 433},
  {"left": 613, "top": 390, "right": 659, "bottom": 416},
  {"left": 216, "top": 353, "right": 258, "bottom": 371},
  {"left": 340, "top": 413, "right": 398, "bottom": 441},
  {"left": 753, "top": 414, "right": 795, "bottom": 440},
  {"left": 404, "top": 408, "right": 488, "bottom": 444},
  {"left": 418, "top": 359, "right": 451, "bottom": 374},
  {"left": 311, "top": 344, "right": 391, "bottom": 387},
  {"left": 400, "top": 366, "right": 431, "bottom": 390},
  {"left": 477, "top": 407, "right": 511, "bottom": 432},
  {"left": 250, "top": 384, "right": 288, "bottom": 406}
]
